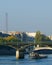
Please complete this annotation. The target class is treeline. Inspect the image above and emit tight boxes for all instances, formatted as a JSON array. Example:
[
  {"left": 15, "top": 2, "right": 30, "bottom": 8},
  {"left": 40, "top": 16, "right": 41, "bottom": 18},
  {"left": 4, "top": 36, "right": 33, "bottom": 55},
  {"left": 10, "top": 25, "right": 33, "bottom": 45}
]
[{"left": 0, "top": 35, "right": 21, "bottom": 45}]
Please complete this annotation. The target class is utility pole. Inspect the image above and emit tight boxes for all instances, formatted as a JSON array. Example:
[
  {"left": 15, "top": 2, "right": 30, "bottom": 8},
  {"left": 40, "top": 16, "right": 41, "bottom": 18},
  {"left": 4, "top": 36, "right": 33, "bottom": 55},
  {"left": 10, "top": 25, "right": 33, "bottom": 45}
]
[{"left": 6, "top": 13, "right": 8, "bottom": 34}]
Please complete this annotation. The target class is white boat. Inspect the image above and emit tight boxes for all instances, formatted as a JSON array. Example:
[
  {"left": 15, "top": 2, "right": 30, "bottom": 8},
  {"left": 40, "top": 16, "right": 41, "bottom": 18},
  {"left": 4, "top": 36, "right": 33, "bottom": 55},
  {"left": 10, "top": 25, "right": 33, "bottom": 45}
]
[{"left": 29, "top": 52, "right": 47, "bottom": 59}]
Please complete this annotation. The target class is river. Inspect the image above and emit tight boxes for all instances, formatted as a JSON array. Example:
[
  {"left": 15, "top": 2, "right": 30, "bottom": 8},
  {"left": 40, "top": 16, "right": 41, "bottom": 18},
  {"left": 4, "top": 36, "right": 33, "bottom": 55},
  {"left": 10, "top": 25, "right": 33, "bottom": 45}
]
[{"left": 0, "top": 55, "right": 52, "bottom": 65}]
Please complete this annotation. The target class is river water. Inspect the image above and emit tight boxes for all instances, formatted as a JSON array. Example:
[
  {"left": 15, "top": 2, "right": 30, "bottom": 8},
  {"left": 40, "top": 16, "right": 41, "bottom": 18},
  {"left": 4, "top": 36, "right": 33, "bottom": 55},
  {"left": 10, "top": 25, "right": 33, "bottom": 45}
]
[{"left": 0, "top": 55, "right": 52, "bottom": 65}]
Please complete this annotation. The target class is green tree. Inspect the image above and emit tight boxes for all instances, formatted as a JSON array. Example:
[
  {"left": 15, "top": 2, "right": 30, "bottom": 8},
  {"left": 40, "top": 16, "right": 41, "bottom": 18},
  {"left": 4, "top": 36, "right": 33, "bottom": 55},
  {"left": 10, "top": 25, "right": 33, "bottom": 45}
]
[
  {"left": 4, "top": 35, "right": 21, "bottom": 42},
  {"left": 35, "top": 31, "right": 42, "bottom": 43},
  {"left": 0, "top": 37, "right": 6, "bottom": 45},
  {"left": 0, "top": 37, "right": 3, "bottom": 43},
  {"left": 41, "top": 34, "right": 51, "bottom": 41},
  {"left": 35, "top": 31, "right": 51, "bottom": 46}
]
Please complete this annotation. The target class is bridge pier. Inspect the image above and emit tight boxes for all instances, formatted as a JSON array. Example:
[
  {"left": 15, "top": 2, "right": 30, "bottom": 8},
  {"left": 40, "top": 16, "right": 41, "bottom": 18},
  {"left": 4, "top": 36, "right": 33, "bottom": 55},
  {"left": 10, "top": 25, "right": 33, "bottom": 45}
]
[{"left": 16, "top": 50, "right": 24, "bottom": 59}]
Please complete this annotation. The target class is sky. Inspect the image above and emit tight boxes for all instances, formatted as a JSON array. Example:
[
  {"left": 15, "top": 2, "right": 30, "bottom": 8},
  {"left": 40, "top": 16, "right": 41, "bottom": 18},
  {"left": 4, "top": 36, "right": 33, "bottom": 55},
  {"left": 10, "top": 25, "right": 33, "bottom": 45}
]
[{"left": 0, "top": 0, "right": 52, "bottom": 35}]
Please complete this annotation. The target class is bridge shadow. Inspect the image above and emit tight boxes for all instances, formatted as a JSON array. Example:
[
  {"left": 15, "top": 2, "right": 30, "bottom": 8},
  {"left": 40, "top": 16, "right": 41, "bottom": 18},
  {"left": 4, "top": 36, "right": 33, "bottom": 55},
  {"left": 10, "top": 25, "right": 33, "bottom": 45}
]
[{"left": 0, "top": 45, "right": 16, "bottom": 55}]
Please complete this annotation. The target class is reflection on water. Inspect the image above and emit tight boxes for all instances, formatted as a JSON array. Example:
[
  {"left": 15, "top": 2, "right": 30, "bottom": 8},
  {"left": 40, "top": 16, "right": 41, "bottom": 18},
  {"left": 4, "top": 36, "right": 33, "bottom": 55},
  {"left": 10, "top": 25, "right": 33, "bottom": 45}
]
[{"left": 0, "top": 55, "right": 52, "bottom": 65}]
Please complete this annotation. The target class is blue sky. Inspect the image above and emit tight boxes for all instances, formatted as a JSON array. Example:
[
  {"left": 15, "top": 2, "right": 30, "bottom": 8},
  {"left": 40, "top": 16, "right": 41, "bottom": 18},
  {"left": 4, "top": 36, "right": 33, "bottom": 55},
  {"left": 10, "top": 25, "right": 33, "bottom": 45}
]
[{"left": 0, "top": 0, "right": 52, "bottom": 35}]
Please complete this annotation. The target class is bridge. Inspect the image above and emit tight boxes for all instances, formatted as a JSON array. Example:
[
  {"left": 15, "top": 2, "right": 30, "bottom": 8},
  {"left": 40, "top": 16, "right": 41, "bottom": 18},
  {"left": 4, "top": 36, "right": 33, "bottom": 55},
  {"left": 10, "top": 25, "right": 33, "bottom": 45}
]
[
  {"left": 0, "top": 42, "right": 52, "bottom": 59},
  {"left": 0, "top": 42, "right": 35, "bottom": 59},
  {"left": 1, "top": 41, "right": 52, "bottom": 50},
  {"left": 0, "top": 41, "right": 52, "bottom": 54},
  {"left": 0, "top": 42, "right": 35, "bottom": 52},
  {"left": 1, "top": 42, "right": 35, "bottom": 50}
]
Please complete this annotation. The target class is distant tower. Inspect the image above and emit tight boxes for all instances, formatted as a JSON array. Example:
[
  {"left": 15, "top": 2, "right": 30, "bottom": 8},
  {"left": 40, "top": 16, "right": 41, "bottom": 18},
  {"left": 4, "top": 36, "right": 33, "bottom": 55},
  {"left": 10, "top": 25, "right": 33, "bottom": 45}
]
[{"left": 6, "top": 13, "right": 8, "bottom": 33}]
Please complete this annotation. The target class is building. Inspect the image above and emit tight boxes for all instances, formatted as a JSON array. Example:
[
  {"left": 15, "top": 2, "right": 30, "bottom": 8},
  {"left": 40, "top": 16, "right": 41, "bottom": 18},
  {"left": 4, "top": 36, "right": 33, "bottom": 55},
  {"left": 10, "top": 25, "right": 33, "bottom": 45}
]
[
  {"left": 26, "top": 32, "right": 36, "bottom": 38},
  {"left": 0, "top": 32, "right": 10, "bottom": 37}
]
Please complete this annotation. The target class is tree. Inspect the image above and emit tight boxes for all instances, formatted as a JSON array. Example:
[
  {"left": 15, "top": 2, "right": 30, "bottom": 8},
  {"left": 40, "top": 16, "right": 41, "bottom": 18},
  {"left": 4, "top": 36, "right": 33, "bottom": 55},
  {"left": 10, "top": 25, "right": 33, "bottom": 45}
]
[
  {"left": 35, "top": 31, "right": 42, "bottom": 43},
  {"left": 0, "top": 37, "right": 3, "bottom": 43},
  {"left": 4, "top": 35, "right": 21, "bottom": 42},
  {"left": 41, "top": 34, "right": 51, "bottom": 41},
  {"left": 35, "top": 31, "right": 51, "bottom": 46}
]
